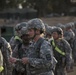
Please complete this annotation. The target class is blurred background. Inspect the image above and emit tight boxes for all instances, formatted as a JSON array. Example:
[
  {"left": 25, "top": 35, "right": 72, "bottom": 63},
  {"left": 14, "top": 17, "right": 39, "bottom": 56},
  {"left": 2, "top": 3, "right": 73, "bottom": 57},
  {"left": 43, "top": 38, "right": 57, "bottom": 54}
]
[
  {"left": 0, "top": 1, "right": 76, "bottom": 75},
  {"left": 0, "top": 0, "right": 76, "bottom": 41}
]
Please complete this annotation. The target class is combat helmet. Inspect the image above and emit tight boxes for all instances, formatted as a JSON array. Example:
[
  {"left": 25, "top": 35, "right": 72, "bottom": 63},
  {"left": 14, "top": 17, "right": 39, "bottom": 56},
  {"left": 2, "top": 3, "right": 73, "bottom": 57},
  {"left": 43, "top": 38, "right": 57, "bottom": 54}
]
[
  {"left": 20, "top": 27, "right": 28, "bottom": 37},
  {"left": 15, "top": 22, "right": 27, "bottom": 31},
  {"left": 52, "top": 27, "right": 63, "bottom": 35},
  {"left": 27, "top": 18, "right": 45, "bottom": 33},
  {"left": 46, "top": 26, "right": 52, "bottom": 35}
]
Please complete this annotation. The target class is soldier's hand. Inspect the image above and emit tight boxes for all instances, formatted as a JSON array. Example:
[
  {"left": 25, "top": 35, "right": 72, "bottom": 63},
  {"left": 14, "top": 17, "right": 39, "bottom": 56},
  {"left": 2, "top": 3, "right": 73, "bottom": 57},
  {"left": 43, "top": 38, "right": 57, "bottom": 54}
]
[
  {"left": 21, "top": 57, "right": 29, "bottom": 64},
  {"left": 9, "top": 57, "right": 17, "bottom": 63}
]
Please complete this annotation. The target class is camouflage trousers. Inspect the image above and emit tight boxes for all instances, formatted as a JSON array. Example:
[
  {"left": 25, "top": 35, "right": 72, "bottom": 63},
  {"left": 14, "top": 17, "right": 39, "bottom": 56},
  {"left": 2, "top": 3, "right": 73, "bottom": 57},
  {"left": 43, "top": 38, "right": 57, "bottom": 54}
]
[
  {"left": 3, "top": 63, "right": 12, "bottom": 75},
  {"left": 12, "top": 68, "right": 26, "bottom": 75}
]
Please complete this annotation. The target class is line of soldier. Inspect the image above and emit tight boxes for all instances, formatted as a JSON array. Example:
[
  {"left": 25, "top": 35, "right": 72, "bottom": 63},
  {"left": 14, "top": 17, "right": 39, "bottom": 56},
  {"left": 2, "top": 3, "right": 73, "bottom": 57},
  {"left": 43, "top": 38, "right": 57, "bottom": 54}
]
[{"left": 0, "top": 18, "right": 76, "bottom": 75}]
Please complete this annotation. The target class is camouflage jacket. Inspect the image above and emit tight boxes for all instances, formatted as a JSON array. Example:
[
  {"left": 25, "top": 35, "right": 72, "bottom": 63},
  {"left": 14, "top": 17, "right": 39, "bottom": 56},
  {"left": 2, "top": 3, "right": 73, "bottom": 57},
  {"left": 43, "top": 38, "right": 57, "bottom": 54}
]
[
  {"left": 0, "top": 37, "right": 12, "bottom": 75},
  {"left": 51, "top": 38, "right": 72, "bottom": 68},
  {"left": 9, "top": 36, "right": 22, "bottom": 50},
  {"left": 26, "top": 38, "right": 54, "bottom": 75}
]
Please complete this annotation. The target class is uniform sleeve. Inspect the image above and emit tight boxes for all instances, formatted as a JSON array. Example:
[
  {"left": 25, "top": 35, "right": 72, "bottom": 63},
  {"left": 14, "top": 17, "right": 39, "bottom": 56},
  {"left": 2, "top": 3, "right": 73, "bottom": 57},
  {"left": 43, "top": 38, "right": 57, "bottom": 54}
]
[
  {"left": 9, "top": 37, "right": 16, "bottom": 50},
  {"left": 12, "top": 45, "right": 19, "bottom": 58},
  {"left": 1, "top": 37, "right": 12, "bottom": 57},
  {"left": 64, "top": 32, "right": 72, "bottom": 41},
  {"left": 63, "top": 40, "right": 73, "bottom": 67},
  {"left": 64, "top": 31, "right": 75, "bottom": 41},
  {"left": 28, "top": 40, "right": 54, "bottom": 69}
]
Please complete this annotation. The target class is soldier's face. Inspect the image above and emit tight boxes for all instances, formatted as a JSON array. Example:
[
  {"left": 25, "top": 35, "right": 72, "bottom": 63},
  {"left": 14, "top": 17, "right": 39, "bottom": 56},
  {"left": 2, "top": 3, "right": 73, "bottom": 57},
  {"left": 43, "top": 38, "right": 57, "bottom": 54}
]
[
  {"left": 52, "top": 32, "right": 59, "bottom": 40},
  {"left": 21, "top": 34, "right": 30, "bottom": 44},
  {"left": 28, "top": 29, "right": 35, "bottom": 39}
]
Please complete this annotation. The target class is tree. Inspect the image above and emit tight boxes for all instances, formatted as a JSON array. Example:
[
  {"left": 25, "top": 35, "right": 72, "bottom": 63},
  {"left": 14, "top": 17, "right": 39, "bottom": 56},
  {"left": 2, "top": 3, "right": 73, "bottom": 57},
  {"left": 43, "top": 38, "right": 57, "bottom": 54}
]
[
  {"left": 0, "top": 0, "right": 7, "bottom": 10},
  {"left": 8, "top": 0, "right": 25, "bottom": 8},
  {"left": 50, "top": 0, "right": 71, "bottom": 14},
  {"left": 0, "top": 0, "right": 72, "bottom": 16},
  {"left": 24, "top": 0, "right": 52, "bottom": 17}
]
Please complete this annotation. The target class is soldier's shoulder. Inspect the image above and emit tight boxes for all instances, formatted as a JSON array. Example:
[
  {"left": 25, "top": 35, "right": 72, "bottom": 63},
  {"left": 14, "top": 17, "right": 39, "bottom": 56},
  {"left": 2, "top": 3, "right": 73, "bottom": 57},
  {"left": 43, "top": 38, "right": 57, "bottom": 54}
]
[
  {"left": 61, "top": 38, "right": 68, "bottom": 43},
  {"left": 61, "top": 38, "right": 70, "bottom": 45},
  {"left": 42, "top": 39, "right": 51, "bottom": 46},
  {"left": 0, "top": 37, "right": 6, "bottom": 43}
]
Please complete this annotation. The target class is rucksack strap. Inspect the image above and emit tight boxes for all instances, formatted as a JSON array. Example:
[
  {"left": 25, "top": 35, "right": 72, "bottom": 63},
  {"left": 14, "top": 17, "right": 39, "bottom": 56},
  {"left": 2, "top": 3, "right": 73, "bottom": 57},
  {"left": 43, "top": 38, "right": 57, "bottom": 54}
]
[
  {"left": 17, "top": 43, "right": 23, "bottom": 59},
  {"left": 34, "top": 38, "right": 45, "bottom": 50},
  {"left": 14, "top": 36, "right": 22, "bottom": 42},
  {"left": 51, "top": 40, "right": 65, "bottom": 56}
]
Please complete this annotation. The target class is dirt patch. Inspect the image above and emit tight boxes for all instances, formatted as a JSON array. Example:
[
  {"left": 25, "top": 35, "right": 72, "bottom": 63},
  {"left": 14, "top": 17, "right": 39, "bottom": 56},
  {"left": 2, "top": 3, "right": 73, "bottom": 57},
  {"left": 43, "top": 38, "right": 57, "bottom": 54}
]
[
  {"left": 67, "top": 67, "right": 76, "bottom": 75},
  {"left": 41, "top": 16, "right": 76, "bottom": 26}
]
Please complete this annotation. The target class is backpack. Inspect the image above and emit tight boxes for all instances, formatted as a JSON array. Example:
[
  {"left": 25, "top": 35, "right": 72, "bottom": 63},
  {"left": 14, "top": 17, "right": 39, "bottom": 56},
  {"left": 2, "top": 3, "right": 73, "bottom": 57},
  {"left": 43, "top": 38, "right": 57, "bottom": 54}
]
[{"left": 34, "top": 38, "right": 57, "bottom": 71}]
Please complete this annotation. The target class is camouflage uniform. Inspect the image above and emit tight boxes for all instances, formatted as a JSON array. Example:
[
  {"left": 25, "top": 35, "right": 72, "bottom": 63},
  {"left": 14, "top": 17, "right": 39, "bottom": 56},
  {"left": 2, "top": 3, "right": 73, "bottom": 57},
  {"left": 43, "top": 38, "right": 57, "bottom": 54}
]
[
  {"left": 73, "top": 22, "right": 76, "bottom": 36},
  {"left": 25, "top": 37, "right": 54, "bottom": 75},
  {"left": 0, "top": 37, "right": 12, "bottom": 75},
  {"left": 9, "top": 36, "right": 22, "bottom": 50},
  {"left": 64, "top": 23, "right": 75, "bottom": 48},
  {"left": 11, "top": 27, "right": 30, "bottom": 75},
  {"left": 64, "top": 23, "right": 75, "bottom": 69},
  {"left": 23, "top": 18, "right": 54, "bottom": 75},
  {"left": 12, "top": 44, "right": 28, "bottom": 75},
  {"left": 52, "top": 27, "right": 72, "bottom": 75},
  {"left": 45, "top": 25, "right": 53, "bottom": 41},
  {"left": 52, "top": 39, "right": 72, "bottom": 75},
  {"left": 9, "top": 22, "right": 27, "bottom": 50},
  {"left": 72, "top": 38, "right": 76, "bottom": 64},
  {"left": 72, "top": 22, "right": 76, "bottom": 64}
]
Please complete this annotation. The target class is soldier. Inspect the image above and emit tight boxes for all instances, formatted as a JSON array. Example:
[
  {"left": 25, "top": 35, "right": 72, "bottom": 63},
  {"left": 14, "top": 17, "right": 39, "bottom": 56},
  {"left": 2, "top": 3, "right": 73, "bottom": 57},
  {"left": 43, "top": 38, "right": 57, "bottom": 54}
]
[
  {"left": 45, "top": 25, "right": 53, "bottom": 41},
  {"left": 64, "top": 23, "right": 75, "bottom": 70},
  {"left": 72, "top": 22, "right": 76, "bottom": 65},
  {"left": 51, "top": 27, "right": 73, "bottom": 75},
  {"left": 64, "top": 23, "right": 75, "bottom": 49},
  {"left": 73, "top": 22, "right": 76, "bottom": 36},
  {"left": 9, "top": 27, "right": 30, "bottom": 75},
  {"left": 9, "top": 22, "right": 27, "bottom": 50},
  {"left": 0, "top": 37, "right": 12, "bottom": 75},
  {"left": 55, "top": 23, "right": 65, "bottom": 32},
  {"left": 21, "top": 18, "right": 54, "bottom": 75}
]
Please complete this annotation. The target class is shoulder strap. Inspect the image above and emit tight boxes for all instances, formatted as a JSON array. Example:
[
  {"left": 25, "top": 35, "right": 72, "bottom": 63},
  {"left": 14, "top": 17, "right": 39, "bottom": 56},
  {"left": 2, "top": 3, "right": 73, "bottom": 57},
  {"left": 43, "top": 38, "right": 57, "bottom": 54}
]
[
  {"left": 34, "top": 38, "right": 45, "bottom": 51},
  {"left": 51, "top": 40, "right": 65, "bottom": 56},
  {"left": 14, "top": 36, "right": 22, "bottom": 42},
  {"left": 18, "top": 43, "right": 23, "bottom": 58}
]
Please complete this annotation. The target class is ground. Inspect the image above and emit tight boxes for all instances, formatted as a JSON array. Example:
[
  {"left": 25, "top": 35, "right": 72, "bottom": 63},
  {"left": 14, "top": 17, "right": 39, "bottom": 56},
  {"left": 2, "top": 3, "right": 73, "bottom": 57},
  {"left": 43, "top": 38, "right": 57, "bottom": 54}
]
[
  {"left": 68, "top": 67, "right": 76, "bottom": 75},
  {"left": 41, "top": 16, "right": 76, "bottom": 25}
]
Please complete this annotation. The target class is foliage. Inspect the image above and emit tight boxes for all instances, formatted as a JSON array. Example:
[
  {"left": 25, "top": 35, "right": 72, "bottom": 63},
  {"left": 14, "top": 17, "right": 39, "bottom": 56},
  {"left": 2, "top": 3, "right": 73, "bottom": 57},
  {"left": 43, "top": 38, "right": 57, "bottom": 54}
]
[{"left": 0, "top": 0, "right": 72, "bottom": 16}]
